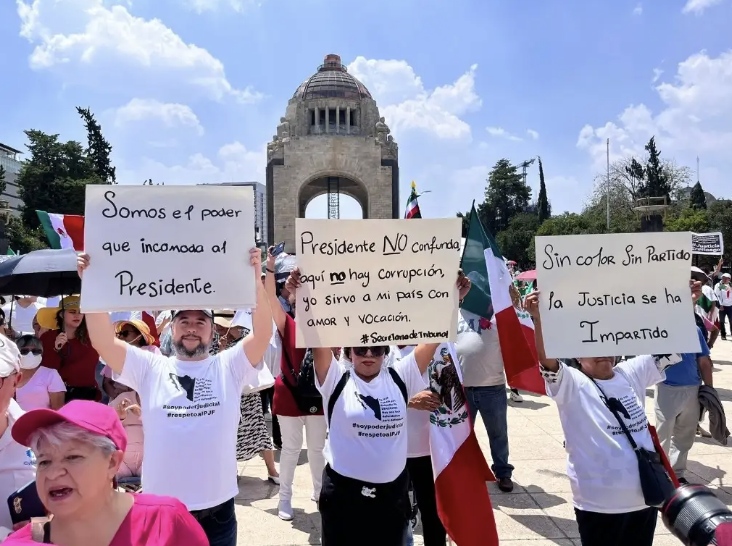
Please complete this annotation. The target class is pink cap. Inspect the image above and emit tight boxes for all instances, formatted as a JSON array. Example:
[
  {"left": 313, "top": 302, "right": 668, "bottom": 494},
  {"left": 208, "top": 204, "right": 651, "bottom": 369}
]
[{"left": 12, "top": 400, "right": 128, "bottom": 453}]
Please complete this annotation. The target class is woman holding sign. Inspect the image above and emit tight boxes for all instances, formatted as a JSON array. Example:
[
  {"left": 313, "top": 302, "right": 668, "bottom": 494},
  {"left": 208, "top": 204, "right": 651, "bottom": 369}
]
[{"left": 285, "top": 267, "right": 471, "bottom": 546}]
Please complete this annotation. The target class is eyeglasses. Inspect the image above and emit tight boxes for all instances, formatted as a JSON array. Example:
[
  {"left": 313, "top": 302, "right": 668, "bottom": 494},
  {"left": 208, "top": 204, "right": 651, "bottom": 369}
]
[
  {"left": 116, "top": 330, "right": 135, "bottom": 338},
  {"left": 19, "top": 349, "right": 42, "bottom": 356},
  {"left": 352, "top": 346, "right": 388, "bottom": 358}
]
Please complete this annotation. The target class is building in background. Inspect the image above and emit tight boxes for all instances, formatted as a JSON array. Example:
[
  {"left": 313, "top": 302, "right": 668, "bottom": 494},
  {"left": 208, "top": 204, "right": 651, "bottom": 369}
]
[
  {"left": 198, "top": 182, "right": 267, "bottom": 245},
  {"left": 0, "top": 142, "right": 24, "bottom": 217}
]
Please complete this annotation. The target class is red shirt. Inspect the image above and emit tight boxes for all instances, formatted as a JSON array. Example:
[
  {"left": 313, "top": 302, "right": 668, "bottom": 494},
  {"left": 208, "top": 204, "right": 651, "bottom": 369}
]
[
  {"left": 6, "top": 494, "right": 208, "bottom": 546},
  {"left": 272, "top": 315, "right": 324, "bottom": 417},
  {"left": 40, "top": 330, "right": 100, "bottom": 388}
]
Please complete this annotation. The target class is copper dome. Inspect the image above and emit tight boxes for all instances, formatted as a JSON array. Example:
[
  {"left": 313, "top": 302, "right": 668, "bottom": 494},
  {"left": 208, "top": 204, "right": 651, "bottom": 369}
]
[{"left": 293, "top": 54, "right": 372, "bottom": 101}]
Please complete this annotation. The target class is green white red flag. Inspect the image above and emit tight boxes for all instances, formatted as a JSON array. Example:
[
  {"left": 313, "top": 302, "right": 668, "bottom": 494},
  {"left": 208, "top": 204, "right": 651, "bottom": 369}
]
[{"left": 36, "top": 211, "right": 84, "bottom": 251}]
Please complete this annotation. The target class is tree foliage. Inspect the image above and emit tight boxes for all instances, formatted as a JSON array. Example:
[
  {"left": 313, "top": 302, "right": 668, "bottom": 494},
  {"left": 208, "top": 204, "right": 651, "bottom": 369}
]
[
  {"left": 496, "top": 213, "right": 540, "bottom": 269},
  {"left": 537, "top": 156, "right": 550, "bottom": 222},
  {"left": 689, "top": 181, "right": 707, "bottom": 210},
  {"left": 0, "top": 165, "right": 6, "bottom": 198},
  {"left": 478, "top": 159, "right": 531, "bottom": 235},
  {"left": 77, "top": 107, "right": 116, "bottom": 184}
]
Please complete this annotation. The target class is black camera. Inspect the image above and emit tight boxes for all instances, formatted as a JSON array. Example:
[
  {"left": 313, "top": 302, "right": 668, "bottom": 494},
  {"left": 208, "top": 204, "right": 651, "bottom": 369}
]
[{"left": 663, "top": 484, "right": 732, "bottom": 545}]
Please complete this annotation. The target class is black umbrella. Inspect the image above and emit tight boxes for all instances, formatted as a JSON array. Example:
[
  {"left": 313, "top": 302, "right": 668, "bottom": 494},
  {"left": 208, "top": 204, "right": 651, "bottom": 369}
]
[{"left": 0, "top": 249, "right": 80, "bottom": 297}]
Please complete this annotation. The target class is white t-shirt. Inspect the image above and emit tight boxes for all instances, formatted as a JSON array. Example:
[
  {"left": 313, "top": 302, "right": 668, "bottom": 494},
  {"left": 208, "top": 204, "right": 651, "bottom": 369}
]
[
  {"left": 390, "top": 346, "right": 431, "bottom": 459},
  {"left": 2, "top": 302, "right": 43, "bottom": 335},
  {"left": 317, "top": 353, "right": 427, "bottom": 483},
  {"left": 115, "top": 342, "right": 264, "bottom": 510},
  {"left": 456, "top": 309, "right": 505, "bottom": 387},
  {"left": 0, "top": 400, "right": 37, "bottom": 540},
  {"left": 545, "top": 356, "right": 664, "bottom": 513}
]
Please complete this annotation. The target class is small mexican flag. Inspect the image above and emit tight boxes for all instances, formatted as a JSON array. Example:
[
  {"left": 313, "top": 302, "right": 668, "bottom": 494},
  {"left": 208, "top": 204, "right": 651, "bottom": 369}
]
[
  {"left": 36, "top": 211, "right": 85, "bottom": 251},
  {"left": 404, "top": 181, "right": 421, "bottom": 219}
]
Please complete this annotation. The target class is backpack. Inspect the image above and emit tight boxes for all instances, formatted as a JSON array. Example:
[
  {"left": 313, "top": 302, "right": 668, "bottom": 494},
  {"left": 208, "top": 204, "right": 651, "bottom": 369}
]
[
  {"left": 281, "top": 348, "right": 323, "bottom": 415},
  {"left": 327, "top": 368, "right": 408, "bottom": 425}
]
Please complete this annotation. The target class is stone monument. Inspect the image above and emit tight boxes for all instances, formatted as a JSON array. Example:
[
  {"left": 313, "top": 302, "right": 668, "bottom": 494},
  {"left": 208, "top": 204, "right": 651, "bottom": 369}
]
[{"left": 266, "top": 53, "right": 400, "bottom": 253}]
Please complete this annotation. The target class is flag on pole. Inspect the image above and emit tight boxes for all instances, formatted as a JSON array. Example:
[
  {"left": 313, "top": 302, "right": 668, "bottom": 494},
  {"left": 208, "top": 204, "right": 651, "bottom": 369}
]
[
  {"left": 460, "top": 203, "right": 545, "bottom": 394},
  {"left": 429, "top": 343, "right": 498, "bottom": 546},
  {"left": 404, "top": 181, "right": 422, "bottom": 219},
  {"left": 6, "top": 248, "right": 15, "bottom": 256},
  {"left": 36, "top": 211, "right": 84, "bottom": 250}
]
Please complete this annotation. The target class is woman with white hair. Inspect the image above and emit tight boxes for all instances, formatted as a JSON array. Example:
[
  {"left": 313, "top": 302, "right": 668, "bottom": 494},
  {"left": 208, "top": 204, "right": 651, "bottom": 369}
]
[{"left": 5, "top": 400, "right": 208, "bottom": 545}]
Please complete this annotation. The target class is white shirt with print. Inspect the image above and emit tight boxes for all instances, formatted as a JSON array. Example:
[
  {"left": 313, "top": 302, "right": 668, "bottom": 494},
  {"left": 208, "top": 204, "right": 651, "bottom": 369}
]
[
  {"left": 115, "top": 342, "right": 265, "bottom": 510},
  {"left": 545, "top": 356, "right": 664, "bottom": 513},
  {"left": 389, "top": 346, "right": 432, "bottom": 459},
  {"left": 316, "top": 353, "right": 427, "bottom": 484},
  {"left": 0, "top": 400, "right": 37, "bottom": 540}
]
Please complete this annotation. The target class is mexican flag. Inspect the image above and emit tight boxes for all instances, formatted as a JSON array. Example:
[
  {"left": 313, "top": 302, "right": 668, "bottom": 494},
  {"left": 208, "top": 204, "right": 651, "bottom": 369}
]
[
  {"left": 429, "top": 343, "right": 498, "bottom": 546},
  {"left": 36, "top": 211, "right": 84, "bottom": 251},
  {"left": 460, "top": 203, "right": 545, "bottom": 395},
  {"left": 404, "top": 181, "right": 421, "bottom": 219}
]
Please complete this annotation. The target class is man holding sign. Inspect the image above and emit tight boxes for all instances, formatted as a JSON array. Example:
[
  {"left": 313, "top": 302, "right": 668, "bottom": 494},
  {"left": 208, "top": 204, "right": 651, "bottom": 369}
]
[{"left": 76, "top": 248, "right": 273, "bottom": 546}]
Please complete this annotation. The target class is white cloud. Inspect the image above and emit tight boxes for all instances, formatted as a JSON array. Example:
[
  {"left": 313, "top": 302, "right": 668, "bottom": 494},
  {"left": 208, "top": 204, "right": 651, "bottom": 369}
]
[
  {"left": 184, "top": 0, "right": 262, "bottom": 13},
  {"left": 682, "top": 0, "right": 724, "bottom": 14},
  {"left": 577, "top": 49, "right": 732, "bottom": 197},
  {"left": 527, "top": 129, "right": 540, "bottom": 140},
  {"left": 16, "top": 0, "right": 262, "bottom": 103},
  {"left": 633, "top": 3, "right": 643, "bottom": 15},
  {"left": 652, "top": 68, "right": 664, "bottom": 83},
  {"left": 114, "top": 99, "right": 204, "bottom": 135},
  {"left": 347, "top": 57, "right": 481, "bottom": 140},
  {"left": 486, "top": 126, "right": 523, "bottom": 142},
  {"left": 118, "top": 141, "right": 266, "bottom": 185}
]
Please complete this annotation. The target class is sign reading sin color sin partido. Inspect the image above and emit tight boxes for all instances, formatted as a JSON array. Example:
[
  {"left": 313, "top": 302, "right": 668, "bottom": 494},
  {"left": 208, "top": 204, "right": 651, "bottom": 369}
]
[
  {"left": 536, "top": 231, "right": 701, "bottom": 358},
  {"left": 295, "top": 218, "right": 462, "bottom": 348},
  {"left": 81, "top": 185, "right": 257, "bottom": 313}
]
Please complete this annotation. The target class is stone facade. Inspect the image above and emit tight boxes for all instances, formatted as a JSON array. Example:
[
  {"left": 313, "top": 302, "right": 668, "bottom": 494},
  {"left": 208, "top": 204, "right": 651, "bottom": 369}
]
[{"left": 266, "top": 54, "right": 399, "bottom": 254}]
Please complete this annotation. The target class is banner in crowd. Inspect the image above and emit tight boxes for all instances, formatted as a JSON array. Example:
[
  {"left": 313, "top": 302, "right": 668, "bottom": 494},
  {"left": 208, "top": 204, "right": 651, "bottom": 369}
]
[
  {"left": 536, "top": 231, "right": 700, "bottom": 358},
  {"left": 691, "top": 232, "right": 724, "bottom": 256},
  {"left": 81, "top": 185, "right": 257, "bottom": 313},
  {"left": 295, "top": 218, "right": 461, "bottom": 348}
]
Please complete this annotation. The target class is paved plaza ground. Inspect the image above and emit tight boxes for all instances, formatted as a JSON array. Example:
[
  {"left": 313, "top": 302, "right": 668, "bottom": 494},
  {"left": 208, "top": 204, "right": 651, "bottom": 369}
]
[{"left": 234, "top": 341, "right": 732, "bottom": 545}]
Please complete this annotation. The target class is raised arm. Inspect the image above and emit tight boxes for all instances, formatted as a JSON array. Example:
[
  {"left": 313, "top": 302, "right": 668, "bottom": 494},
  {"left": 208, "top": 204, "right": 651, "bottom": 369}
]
[
  {"left": 264, "top": 247, "right": 287, "bottom": 336},
  {"left": 524, "top": 291, "right": 559, "bottom": 373},
  {"left": 77, "top": 253, "right": 129, "bottom": 374},
  {"left": 243, "top": 248, "right": 274, "bottom": 366},
  {"left": 413, "top": 270, "right": 472, "bottom": 374}
]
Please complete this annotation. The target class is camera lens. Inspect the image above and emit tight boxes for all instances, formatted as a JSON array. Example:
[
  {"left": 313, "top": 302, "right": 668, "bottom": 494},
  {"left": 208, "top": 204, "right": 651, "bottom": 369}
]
[{"left": 663, "top": 484, "right": 732, "bottom": 546}]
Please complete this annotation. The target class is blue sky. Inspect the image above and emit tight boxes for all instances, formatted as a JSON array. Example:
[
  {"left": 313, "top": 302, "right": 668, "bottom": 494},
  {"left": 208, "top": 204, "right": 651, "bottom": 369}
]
[{"left": 1, "top": 0, "right": 731, "bottom": 221}]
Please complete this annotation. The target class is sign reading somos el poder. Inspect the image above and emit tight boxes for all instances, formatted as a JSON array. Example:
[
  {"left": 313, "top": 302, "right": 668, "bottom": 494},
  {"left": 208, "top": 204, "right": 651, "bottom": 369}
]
[
  {"left": 81, "top": 185, "right": 256, "bottom": 313},
  {"left": 536, "top": 232, "right": 701, "bottom": 358},
  {"left": 295, "top": 218, "right": 462, "bottom": 348}
]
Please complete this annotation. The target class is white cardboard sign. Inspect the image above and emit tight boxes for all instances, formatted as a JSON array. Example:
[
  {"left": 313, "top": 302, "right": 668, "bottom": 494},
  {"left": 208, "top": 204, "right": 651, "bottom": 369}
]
[
  {"left": 81, "top": 185, "right": 256, "bottom": 313},
  {"left": 536, "top": 232, "right": 700, "bottom": 358},
  {"left": 295, "top": 218, "right": 461, "bottom": 348}
]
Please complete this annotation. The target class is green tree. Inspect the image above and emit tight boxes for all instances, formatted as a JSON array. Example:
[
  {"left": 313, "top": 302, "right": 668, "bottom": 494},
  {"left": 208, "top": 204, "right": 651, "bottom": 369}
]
[
  {"left": 456, "top": 211, "right": 470, "bottom": 238},
  {"left": 708, "top": 200, "right": 732, "bottom": 264},
  {"left": 0, "top": 165, "right": 6, "bottom": 197},
  {"left": 536, "top": 156, "right": 550, "bottom": 222},
  {"left": 496, "top": 212, "right": 540, "bottom": 269},
  {"left": 639, "top": 137, "right": 672, "bottom": 199},
  {"left": 689, "top": 181, "right": 707, "bottom": 210},
  {"left": 5, "top": 217, "right": 48, "bottom": 254},
  {"left": 664, "top": 208, "right": 710, "bottom": 232},
  {"left": 77, "top": 106, "right": 116, "bottom": 184},
  {"left": 478, "top": 159, "right": 531, "bottom": 234}
]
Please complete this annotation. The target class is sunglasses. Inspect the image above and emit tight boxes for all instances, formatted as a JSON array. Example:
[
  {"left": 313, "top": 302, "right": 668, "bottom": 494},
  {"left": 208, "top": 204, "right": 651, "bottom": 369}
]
[
  {"left": 116, "top": 330, "right": 137, "bottom": 338},
  {"left": 20, "top": 349, "right": 42, "bottom": 356},
  {"left": 352, "top": 346, "right": 388, "bottom": 358}
]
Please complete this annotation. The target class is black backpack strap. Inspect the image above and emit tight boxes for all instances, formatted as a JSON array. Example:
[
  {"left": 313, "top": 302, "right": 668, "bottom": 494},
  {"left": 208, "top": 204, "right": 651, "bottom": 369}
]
[
  {"left": 327, "top": 370, "right": 351, "bottom": 426},
  {"left": 387, "top": 367, "right": 409, "bottom": 405}
]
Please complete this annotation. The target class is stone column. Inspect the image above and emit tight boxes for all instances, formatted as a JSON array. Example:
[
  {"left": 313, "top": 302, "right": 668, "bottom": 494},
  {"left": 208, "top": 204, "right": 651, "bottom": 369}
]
[
  {"left": 336, "top": 106, "right": 340, "bottom": 134},
  {"left": 346, "top": 107, "right": 351, "bottom": 134},
  {"left": 325, "top": 107, "right": 329, "bottom": 133},
  {"left": 314, "top": 107, "right": 319, "bottom": 132}
]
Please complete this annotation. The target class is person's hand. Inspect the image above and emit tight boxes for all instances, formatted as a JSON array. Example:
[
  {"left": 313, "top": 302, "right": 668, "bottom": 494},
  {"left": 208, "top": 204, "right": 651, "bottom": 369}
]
[
  {"left": 690, "top": 280, "right": 703, "bottom": 303},
  {"left": 457, "top": 269, "right": 471, "bottom": 300},
  {"left": 285, "top": 267, "right": 301, "bottom": 294},
  {"left": 54, "top": 332, "right": 68, "bottom": 351},
  {"left": 126, "top": 403, "right": 142, "bottom": 417},
  {"left": 249, "top": 247, "right": 261, "bottom": 269},
  {"left": 408, "top": 391, "right": 441, "bottom": 411},
  {"left": 524, "top": 290, "right": 540, "bottom": 319},
  {"left": 77, "top": 253, "right": 90, "bottom": 279},
  {"left": 266, "top": 247, "right": 277, "bottom": 271}
]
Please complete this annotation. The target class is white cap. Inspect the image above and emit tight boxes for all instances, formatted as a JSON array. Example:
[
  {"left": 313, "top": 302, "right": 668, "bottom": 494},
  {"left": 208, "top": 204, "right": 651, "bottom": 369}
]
[
  {"left": 723, "top": 273, "right": 731, "bottom": 279},
  {"left": 0, "top": 335, "right": 20, "bottom": 378}
]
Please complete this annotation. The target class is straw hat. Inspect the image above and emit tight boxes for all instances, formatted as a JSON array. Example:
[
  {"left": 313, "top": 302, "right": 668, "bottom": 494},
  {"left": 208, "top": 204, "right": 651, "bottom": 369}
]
[
  {"left": 36, "top": 295, "right": 81, "bottom": 331},
  {"left": 114, "top": 319, "right": 156, "bottom": 346},
  {"left": 213, "top": 310, "right": 235, "bottom": 329}
]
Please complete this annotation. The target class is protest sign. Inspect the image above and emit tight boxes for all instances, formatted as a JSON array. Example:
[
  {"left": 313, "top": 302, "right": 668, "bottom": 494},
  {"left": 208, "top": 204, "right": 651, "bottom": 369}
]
[
  {"left": 81, "top": 185, "right": 256, "bottom": 313},
  {"left": 691, "top": 232, "right": 724, "bottom": 255},
  {"left": 295, "top": 218, "right": 461, "bottom": 348},
  {"left": 536, "top": 232, "right": 700, "bottom": 358}
]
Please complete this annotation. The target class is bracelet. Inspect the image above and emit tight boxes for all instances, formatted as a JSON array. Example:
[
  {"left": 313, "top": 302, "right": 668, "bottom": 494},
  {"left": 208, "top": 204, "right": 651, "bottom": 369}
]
[{"left": 266, "top": 268, "right": 275, "bottom": 274}]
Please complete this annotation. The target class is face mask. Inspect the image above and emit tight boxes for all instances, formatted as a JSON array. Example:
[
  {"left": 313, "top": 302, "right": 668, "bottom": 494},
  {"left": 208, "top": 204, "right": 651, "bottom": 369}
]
[{"left": 20, "top": 353, "right": 42, "bottom": 370}]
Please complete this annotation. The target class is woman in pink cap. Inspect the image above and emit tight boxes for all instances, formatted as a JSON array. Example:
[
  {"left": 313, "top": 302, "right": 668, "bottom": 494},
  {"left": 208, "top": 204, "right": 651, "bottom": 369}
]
[{"left": 5, "top": 400, "right": 208, "bottom": 545}]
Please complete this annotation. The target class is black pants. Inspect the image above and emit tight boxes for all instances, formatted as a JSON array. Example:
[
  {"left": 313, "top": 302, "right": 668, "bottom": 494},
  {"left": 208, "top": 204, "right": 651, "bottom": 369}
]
[
  {"left": 407, "top": 456, "right": 446, "bottom": 546},
  {"left": 320, "top": 464, "right": 410, "bottom": 546},
  {"left": 260, "top": 387, "right": 281, "bottom": 447},
  {"left": 720, "top": 306, "right": 732, "bottom": 338},
  {"left": 575, "top": 507, "right": 657, "bottom": 546}
]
